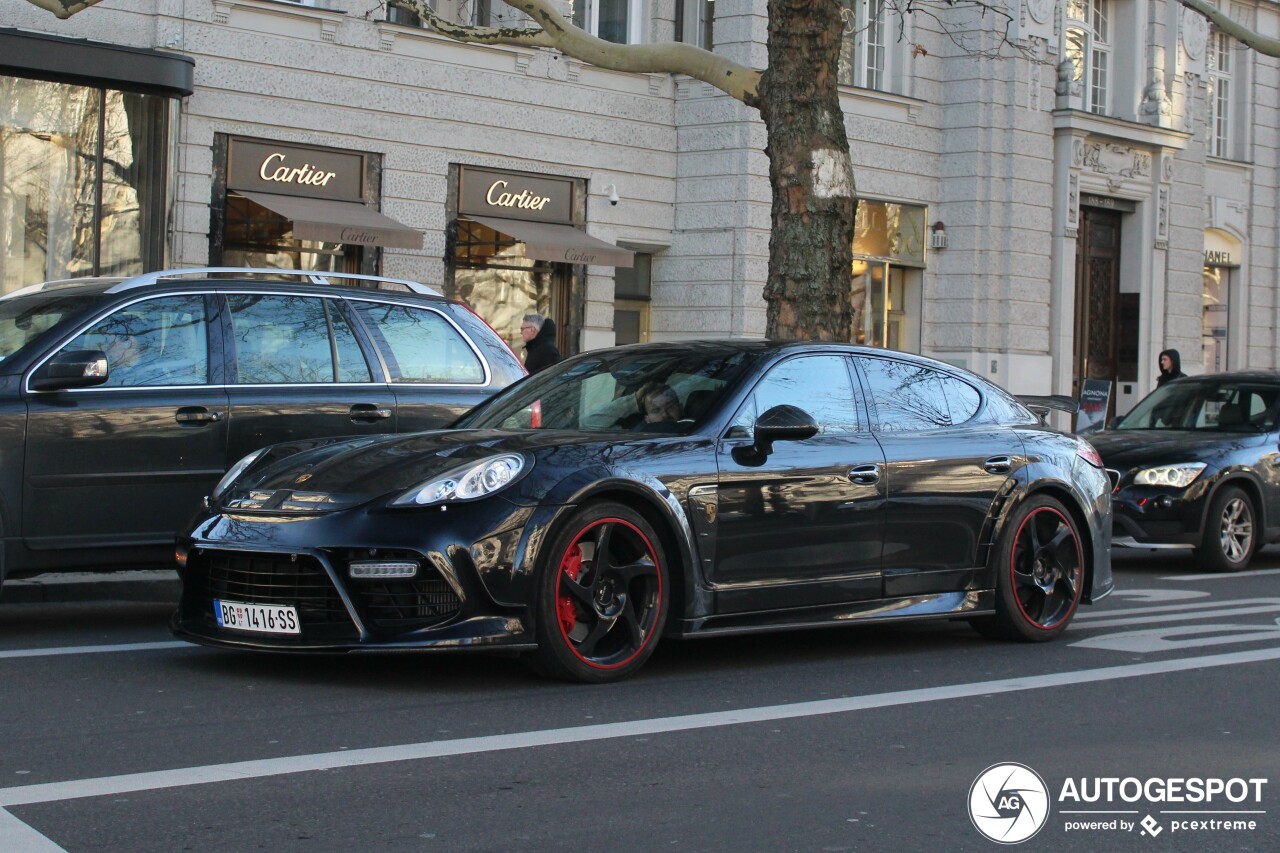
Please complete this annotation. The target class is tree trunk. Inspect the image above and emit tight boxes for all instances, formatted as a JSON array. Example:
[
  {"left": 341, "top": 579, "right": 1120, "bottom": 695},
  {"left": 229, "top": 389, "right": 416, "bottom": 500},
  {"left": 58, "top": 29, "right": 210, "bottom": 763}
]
[{"left": 759, "top": 0, "right": 856, "bottom": 341}]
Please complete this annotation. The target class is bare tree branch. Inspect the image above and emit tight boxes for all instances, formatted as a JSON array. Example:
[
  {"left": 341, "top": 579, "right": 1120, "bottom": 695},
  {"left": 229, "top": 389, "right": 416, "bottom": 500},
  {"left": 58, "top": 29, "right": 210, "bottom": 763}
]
[
  {"left": 1176, "top": 0, "right": 1280, "bottom": 58},
  {"left": 402, "top": 0, "right": 763, "bottom": 105}
]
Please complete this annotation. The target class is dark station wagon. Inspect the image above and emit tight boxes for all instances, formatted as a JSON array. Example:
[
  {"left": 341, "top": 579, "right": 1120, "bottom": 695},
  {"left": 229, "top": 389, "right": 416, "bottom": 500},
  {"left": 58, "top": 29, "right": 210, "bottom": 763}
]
[{"left": 0, "top": 268, "right": 524, "bottom": 586}]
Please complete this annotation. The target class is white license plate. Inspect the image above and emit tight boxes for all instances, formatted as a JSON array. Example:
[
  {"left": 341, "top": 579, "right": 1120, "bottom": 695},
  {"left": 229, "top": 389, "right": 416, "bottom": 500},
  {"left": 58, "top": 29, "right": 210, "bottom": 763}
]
[{"left": 214, "top": 599, "right": 300, "bottom": 635}]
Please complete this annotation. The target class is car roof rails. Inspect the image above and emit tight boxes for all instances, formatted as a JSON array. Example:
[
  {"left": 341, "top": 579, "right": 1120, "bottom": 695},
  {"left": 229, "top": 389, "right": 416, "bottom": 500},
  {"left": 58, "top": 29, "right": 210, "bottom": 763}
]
[
  {"left": 100, "top": 268, "right": 443, "bottom": 296},
  {"left": 0, "top": 276, "right": 127, "bottom": 301}
]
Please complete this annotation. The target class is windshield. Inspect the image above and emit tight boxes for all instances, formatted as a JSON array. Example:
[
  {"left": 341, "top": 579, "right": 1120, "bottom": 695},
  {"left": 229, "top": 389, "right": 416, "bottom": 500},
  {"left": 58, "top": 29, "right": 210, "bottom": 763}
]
[
  {"left": 1118, "top": 379, "right": 1280, "bottom": 432},
  {"left": 0, "top": 292, "right": 100, "bottom": 362},
  {"left": 458, "top": 346, "right": 756, "bottom": 433}
]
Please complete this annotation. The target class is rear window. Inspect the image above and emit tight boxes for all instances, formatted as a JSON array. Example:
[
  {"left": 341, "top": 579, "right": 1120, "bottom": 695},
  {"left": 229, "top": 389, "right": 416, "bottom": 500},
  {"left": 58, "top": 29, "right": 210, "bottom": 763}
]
[
  {"left": 354, "top": 302, "right": 485, "bottom": 384},
  {"left": 0, "top": 292, "right": 100, "bottom": 362}
]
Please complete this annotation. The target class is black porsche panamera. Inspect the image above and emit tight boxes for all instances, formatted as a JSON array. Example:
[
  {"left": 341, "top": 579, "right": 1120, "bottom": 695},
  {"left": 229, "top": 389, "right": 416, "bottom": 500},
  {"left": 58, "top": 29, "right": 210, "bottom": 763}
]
[{"left": 172, "top": 341, "right": 1114, "bottom": 682}]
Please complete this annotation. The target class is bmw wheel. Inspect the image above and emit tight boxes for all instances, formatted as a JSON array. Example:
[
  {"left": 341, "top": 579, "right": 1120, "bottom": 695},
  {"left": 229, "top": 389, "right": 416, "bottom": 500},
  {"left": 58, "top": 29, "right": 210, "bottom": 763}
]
[
  {"left": 1195, "top": 485, "right": 1256, "bottom": 572},
  {"left": 531, "top": 502, "right": 669, "bottom": 683},
  {"left": 973, "top": 495, "right": 1084, "bottom": 642}
]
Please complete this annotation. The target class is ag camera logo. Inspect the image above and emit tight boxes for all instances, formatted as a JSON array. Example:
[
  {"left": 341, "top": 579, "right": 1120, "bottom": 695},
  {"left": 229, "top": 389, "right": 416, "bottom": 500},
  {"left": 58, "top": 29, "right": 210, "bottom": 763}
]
[{"left": 969, "top": 763, "right": 1051, "bottom": 844}]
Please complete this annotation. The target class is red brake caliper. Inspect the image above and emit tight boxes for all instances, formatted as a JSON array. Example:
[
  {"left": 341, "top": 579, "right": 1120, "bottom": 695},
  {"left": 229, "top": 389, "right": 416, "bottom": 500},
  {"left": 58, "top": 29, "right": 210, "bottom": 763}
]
[{"left": 557, "top": 544, "right": 584, "bottom": 636}]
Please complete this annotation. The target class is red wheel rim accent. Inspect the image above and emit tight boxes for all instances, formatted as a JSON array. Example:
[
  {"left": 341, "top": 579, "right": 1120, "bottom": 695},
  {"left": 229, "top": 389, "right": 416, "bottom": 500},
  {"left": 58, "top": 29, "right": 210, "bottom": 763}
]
[
  {"left": 1009, "top": 506, "right": 1083, "bottom": 631},
  {"left": 554, "top": 517, "right": 663, "bottom": 670}
]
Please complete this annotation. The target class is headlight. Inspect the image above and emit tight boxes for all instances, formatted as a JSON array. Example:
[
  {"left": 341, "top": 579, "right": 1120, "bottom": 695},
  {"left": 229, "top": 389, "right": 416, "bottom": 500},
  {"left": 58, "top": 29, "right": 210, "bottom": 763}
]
[
  {"left": 1133, "top": 462, "right": 1206, "bottom": 488},
  {"left": 391, "top": 454, "right": 527, "bottom": 507},
  {"left": 211, "top": 448, "right": 267, "bottom": 501}
]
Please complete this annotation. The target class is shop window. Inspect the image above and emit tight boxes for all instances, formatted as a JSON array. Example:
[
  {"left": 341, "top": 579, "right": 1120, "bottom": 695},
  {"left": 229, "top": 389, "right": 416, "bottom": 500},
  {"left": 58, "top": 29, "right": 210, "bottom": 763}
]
[
  {"left": 1064, "top": 0, "right": 1111, "bottom": 114},
  {"left": 1203, "top": 265, "right": 1230, "bottom": 374},
  {"left": 0, "top": 77, "right": 171, "bottom": 293},
  {"left": 451, "top": 218, "right": 566, "bottom": 355},
  {"left": 570, "top": 0, "right": 643, "bottom": 44},
  {"left": 614, "top": 252, "right": 651, "bottom": 345},
  {"left": 850, "top": 200, "right": 924, "bottom": 351},
  {"left": 839, "top": 0, "right": 896, "bottom": 92},
  {"left": 221, "top": 193, "right": 351, "bottom": 273},
  {"left": 676, "top": 0, "right": 714, "bottom": 50}
]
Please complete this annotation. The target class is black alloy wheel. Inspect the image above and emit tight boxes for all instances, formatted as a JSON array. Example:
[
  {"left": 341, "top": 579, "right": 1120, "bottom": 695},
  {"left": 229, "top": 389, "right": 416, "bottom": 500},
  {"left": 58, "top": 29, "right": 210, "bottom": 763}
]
[
  {"left": 973, "top": 495, "right": 1084, "bottom": 641},
  {"left": 1196, "top": 485, "right": 1256, "bottom": 572},
  {"left": 530, "top": 502, "right": 669, "bottom": 683}
]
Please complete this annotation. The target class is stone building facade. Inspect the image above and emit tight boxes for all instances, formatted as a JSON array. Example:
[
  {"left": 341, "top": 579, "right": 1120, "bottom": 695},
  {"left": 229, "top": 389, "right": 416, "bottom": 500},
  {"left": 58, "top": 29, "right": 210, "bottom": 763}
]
[{"left": 2, "top": 0, "right": 1277, "bottom": 412}]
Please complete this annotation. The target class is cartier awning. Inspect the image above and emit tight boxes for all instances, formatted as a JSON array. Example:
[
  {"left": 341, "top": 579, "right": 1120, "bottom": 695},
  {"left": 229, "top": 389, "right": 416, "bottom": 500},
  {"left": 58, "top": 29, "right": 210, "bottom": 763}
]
[
  {"left": 240, "top": 191, "right": 422, "bottom": 250},
  {"left": 468, "top": 215, "right": 634, "bottom": 268}
]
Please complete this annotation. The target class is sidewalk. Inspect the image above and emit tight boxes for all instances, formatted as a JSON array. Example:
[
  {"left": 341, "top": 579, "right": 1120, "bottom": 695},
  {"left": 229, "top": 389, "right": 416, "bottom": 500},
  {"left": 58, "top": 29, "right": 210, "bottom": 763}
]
[{"left": 0, "top": 570, "right": 181, "bottom": 604}]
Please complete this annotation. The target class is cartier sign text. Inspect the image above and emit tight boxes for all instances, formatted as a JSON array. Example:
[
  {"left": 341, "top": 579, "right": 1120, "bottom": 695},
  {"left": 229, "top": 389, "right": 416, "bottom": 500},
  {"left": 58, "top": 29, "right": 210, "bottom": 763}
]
[
  {"left": 260, "top": 153, "right": 337, "bottom": 188},
  {"left": 486, "top": 180, "right": 552, "bottom": 211}
]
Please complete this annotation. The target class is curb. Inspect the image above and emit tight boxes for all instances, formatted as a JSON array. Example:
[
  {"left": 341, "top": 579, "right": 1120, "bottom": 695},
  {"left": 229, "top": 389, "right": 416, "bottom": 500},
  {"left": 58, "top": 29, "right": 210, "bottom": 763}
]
[{"left": 0, "top": 571, "right": 181, "bottom": 604}]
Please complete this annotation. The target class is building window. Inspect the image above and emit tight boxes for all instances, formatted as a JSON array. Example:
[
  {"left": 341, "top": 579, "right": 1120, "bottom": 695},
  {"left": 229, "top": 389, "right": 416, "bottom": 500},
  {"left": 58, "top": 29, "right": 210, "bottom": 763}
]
[
  {"left": 1207, "top": 28, "right": 1235, "bottom": 158},
  {"left": 839, "top": 0, "right": 890, "bottom": 91},
  {"left": 0, "top": 76, "right": 173, "bottom": 293},
  {"left": 850, "top": 200, "right": 925, "bottom": 352},
  {"left": 570, "top": 0, "right": 642, "bottom": 44},
  {"left": 1065, "top": 0, "right": 1111, "bottom": 114},
  {"left": 614, "top": 252, "right": 651, "bottom": 345},
  {"left": 1203, "top": 264, "right": 1230, "bottom": 373},
  {"left": 676, "top": 0, "right": 714, "bottom": 50},
  {"left": 386, "top": 0, "right": 423, "bottom": 26}
]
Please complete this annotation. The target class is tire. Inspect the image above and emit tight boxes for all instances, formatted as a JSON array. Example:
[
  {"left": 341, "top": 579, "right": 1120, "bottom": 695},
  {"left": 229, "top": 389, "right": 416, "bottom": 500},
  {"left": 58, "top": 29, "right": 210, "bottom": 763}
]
[
  {"left": 529, "top": 502, "right": 669, "bottom": 683},
  {"left": 1194, "top": 486, "right": 1256, "bottom": 572},
  {"left": 972, "top": 495, "right": 1085, "bottom": 642}
]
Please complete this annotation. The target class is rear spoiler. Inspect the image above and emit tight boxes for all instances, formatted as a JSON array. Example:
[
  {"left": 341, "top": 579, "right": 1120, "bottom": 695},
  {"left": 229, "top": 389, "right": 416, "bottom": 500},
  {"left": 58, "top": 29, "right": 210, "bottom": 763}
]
[{"left": 1017, "top": 395, "right": 1079, "bottom": 418}]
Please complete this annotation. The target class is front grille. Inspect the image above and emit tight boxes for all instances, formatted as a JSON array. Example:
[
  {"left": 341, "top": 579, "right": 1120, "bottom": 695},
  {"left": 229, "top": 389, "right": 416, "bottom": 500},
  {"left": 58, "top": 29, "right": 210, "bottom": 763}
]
[
  {"left": 353, "top": 575, "right": 462, "bottom": 633},
  {"left": 183, "top": 550, "right": 357, "bottom": 642}
]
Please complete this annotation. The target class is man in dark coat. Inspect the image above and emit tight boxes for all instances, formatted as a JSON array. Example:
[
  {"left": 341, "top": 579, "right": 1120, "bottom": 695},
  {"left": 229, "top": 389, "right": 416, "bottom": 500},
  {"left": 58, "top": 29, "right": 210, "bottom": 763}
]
[
  {"left": 521, "top": 313, "right": 561, "bottom": 374},
  {"left": 1156, "top": 349, "right": 1186, "bottom": 387}
]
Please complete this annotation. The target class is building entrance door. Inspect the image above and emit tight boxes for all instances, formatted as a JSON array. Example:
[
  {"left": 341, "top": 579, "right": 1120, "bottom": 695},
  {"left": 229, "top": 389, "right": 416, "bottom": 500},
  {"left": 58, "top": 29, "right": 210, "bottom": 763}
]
[{"left": 1073, "top": 207, "right": 1122, "bottom": 420}]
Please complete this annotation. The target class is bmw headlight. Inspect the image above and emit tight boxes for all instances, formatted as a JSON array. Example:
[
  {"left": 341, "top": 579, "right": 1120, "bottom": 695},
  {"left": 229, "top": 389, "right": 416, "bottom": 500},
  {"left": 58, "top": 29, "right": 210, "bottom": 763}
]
[
  {"left": 391, "top": 454, "right": 528, "bottom": 507},
  {"left": 1133, "top": 462, "right": 1206, "bottom": 488},
  {"left": 211, "top": 448, "right": 267, "bottom": 502}
]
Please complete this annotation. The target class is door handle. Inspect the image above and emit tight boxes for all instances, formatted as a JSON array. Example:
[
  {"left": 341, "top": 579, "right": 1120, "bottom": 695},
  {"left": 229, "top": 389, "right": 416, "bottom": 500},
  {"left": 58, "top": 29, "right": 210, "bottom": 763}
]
[
  {"left": 848, "top": 463, "right": 881, "bottom": 485},
  {"left": 350, "top": 403, "right": 393, "bottom": 422},
  {"left": 175, "top": 407, "right": 223, "bottom": 424},
  {"left": 983, "top": 455, "right": 1013, "bottom": 475}
]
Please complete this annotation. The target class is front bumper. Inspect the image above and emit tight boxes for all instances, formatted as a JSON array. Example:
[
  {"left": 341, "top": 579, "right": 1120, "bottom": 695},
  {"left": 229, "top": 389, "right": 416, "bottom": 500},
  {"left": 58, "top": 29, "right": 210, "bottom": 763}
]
[
  {"left": 1111, "top": 484, "right": 1208, "bottom": 546},
  {"left": 170, "top": 500, "right": 552, "bottom": 652}
]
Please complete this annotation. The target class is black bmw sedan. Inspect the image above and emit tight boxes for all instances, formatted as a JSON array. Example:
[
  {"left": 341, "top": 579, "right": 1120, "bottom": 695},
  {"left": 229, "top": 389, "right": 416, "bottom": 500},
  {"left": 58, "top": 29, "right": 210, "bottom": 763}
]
[
  {"left": 1089, "top": 371, "right": 1280, "bottom": 571},
  {"left": 172, "top": 341, "right": 1114, "bottom": 682}
]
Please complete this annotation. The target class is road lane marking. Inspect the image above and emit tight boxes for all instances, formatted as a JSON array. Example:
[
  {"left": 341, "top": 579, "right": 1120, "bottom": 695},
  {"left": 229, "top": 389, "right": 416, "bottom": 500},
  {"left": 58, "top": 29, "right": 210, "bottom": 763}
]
[
  {"left": 0, "top": 642, "right": 188, "bottom": 660},
  {"left": 1072, "top": 623, "right": 1280, "bottom": 653},
  {"left": 0, "top": 807, "right": 65, "bottom": 852},
  {"left": 1075, "top": 598, "right": 1280, "bottom": 620},
  {"left": 1106, "top": 589, "right": 1211, "bottom": 603},
  {"left": 1165, "top": 568, "right": 1280, "bottom": 581},
  {"left": 1075, "top": 602, "right": 1280, "bottom": 630},
  {"left": 2, "top": 646, "right": 1279, "bottom": 811}
]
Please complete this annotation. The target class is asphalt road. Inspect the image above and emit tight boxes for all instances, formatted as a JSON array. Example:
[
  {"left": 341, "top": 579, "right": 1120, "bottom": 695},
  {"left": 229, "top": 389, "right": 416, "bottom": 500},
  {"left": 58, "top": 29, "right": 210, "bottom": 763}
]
[{"left": 2, "top": 547, "right": 1279, "bottom": 852}]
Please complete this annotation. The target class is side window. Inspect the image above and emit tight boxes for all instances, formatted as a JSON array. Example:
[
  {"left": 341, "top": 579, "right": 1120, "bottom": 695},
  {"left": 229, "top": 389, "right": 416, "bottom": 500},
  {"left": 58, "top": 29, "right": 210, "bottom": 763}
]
[
  {"left": 940, "top": 375, "right": 982, "bottom": 424},
  {"left": 731, "top": 355, "right": 861, "bottom": 436},
  {"left": 354, "top": 302, "right": 485, "bottom": 384},
  {"left": 229, "top": 295, "right": 338, "bottom": 385},
  {"left": 63, "top": 295, "right": 208, "bottom": 387},
  {"left": 858, "top": 357, "right": 952, "bottom": 431}
]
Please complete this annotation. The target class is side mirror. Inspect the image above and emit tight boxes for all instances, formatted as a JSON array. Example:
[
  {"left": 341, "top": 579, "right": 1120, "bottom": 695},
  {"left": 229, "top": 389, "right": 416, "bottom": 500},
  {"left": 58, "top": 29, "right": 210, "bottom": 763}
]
[
  {"left": 29, "top": 350, "right": 109, "bottom": 392},
  {"left": 733, "top": 404, "right": 818, "bottom": 465}
]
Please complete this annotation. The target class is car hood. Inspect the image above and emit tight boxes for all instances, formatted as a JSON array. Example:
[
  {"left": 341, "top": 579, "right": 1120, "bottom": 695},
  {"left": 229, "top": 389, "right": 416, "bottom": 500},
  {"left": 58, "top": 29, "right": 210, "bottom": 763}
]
[
  {"left": 222, "top": 429, "right": 621, "bottom": 511},
  {"left": 1086, "top": 429, "right": 1267, "bottom": 470}
]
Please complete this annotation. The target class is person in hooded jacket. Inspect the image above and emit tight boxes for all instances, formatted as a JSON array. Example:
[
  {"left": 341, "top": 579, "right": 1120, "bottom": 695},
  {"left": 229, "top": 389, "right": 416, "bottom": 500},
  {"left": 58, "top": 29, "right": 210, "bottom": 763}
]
[
  {"left": 1156, "top": 349, "right": 1186, "bottom": 387},
  {"left": 520, "top": 313, "right": 561, "bottom": 375}
]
